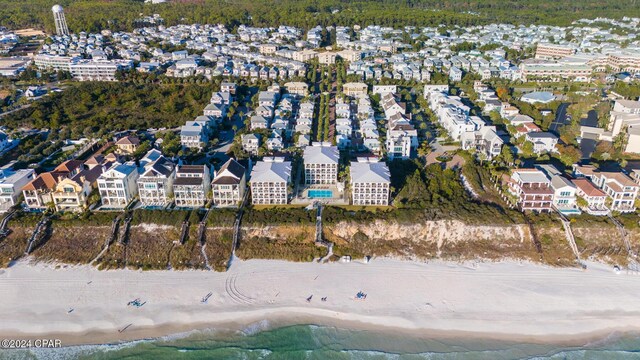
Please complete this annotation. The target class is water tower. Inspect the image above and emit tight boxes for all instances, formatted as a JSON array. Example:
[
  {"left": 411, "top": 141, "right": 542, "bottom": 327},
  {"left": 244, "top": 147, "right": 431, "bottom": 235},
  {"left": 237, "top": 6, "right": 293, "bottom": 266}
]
[{"left": 52, "top": 5, "right": 69, "bottom": 36}]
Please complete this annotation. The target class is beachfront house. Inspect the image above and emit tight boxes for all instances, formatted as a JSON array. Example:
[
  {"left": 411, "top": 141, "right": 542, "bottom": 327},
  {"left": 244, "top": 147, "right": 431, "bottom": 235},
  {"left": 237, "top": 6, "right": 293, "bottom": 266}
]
[
  {"left": 136, "top": 151, "right": 176, "bottom": 208},
  {"left": 572, "top": 178, "right": 609, "bottom": 216},
  {"left": 573, "top": 165, "right": 639, "bottom": 213},
  {"left": 211, "top": 158, "right": 246, "bottom": 207},
  {"left": 250, "top": 157, "right": 292, "bottom": 205},
  {"left": 97, "top": 162, "right": 139, "bottom": 209},
  {"left": 173, "top": 165, "right": 211, "bottom": 208},
  {"left": 51, "top": 169, "right": 97, "bottom": 212},
  {"left": 22, "top": 160, "right": 84, "bottom": 211},
  {"left": 0, "top": 169, "right": 35, "bottom": 212},
  {"left": 508, "top": 169, "right": 554, "bottom": 212},
  {"left": 536, "top": 164, "right": 580, "bottom": 215},
  {"left": 460, "top": 126, "right": 504, "bottom": 159}
]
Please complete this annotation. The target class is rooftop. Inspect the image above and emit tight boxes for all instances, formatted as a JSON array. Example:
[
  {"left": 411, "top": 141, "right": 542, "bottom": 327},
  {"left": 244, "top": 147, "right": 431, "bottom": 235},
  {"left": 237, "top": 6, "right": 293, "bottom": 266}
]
[
  {"left": 303, "top": 143, "right": 339, "bottom": 164},
  {"left": 250, "top": 159, "right": 291, "bottom": 183},
  {"left": 350, "top": 161, "right": 390, "bottom": 184}
]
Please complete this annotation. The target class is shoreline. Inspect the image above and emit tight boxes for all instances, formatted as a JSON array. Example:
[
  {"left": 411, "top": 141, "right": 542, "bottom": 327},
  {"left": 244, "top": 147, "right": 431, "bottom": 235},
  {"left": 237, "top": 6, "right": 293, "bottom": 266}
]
[
  {"left": 5, "top": 309, "right": 638, "bottom": 349},
  {"left": 2, "top": 258, "right": 640, "bottom": 348}
]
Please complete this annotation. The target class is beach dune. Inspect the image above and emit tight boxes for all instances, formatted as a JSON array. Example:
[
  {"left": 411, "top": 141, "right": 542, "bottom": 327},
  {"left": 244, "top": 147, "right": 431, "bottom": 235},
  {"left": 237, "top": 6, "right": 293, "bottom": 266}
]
[{"left": 1, "top": 258, "right": 639, "bottom": 345}]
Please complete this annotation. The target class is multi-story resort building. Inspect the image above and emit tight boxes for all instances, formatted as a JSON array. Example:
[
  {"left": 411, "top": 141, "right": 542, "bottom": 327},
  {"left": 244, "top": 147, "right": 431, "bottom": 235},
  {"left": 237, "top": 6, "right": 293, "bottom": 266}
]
[
  {"left": 136, "top": 150, "right": 176, "bottom": 207},
  {"left": 33, "top": 54, "right": 75, "bottom": 71},
  {"left": 519, "top": 62, "right": 592, "bottom": 82},
  {"left": 350, "top": 158, "right": 391, "bottom": 206},
  {"left": 173, "top": 165, "right": 210, "bottom": 208},
  {"left": 69, "top": 60, "right": 133, "bottom": 81},
  {"left": 534, "top": 43, "right": 576, "bottom": 60},
  {"left": 508, "top": 169, "right": 554, "bottom": 212},
  {"left": 97, "top": 162, "right": 139, "bottom": 209},
  {"left": 211, "top": 158, "right": 246, "bottom": 207},
  {"left": 250, "top": 157, "right": 292, "bottom": 205},
  {"left": 0, "top": 169, "right": 35, "bottom": 212},
  {"left": 34, "top": 54, "right": 132, "bottom": 81},
  {"left": 303, "top": 143, "right": 339, "bottom": 185}
]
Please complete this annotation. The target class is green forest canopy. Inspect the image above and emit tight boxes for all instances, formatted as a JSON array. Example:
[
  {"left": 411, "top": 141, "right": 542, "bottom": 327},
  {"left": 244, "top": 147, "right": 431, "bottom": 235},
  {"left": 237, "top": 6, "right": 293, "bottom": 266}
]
[
  {"left": 2, "top": 82, "right": 212, "bottom": 138},
  {"left": 1, "top": 0, "right": 639, "bottom": 34}
]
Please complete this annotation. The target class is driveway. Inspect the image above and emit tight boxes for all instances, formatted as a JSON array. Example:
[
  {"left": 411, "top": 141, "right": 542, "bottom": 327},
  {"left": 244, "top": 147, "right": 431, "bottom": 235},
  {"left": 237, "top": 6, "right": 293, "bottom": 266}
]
[{"left": 549, "top": 102, "right": 570, "bottom": 134}]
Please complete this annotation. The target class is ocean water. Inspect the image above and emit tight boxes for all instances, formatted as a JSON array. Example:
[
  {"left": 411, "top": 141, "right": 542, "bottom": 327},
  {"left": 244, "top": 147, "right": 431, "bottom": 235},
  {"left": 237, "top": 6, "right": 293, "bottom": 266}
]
[{"left": 3, "top": 324, "right": 640, "bottom": 360}]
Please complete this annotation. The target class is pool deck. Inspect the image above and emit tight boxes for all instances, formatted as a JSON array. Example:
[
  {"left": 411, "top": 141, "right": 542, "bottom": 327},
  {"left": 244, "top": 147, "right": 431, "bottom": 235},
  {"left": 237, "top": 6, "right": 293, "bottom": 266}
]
[{"left": 291, "top": 184, "right": 349, "bottom": 205}]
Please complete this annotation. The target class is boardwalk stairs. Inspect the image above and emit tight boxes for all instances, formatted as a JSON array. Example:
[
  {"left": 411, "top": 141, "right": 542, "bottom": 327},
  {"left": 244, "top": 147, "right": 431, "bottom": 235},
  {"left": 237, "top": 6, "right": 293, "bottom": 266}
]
[{"left": 25, "top": 215, "right": 50, "bottom": 255}]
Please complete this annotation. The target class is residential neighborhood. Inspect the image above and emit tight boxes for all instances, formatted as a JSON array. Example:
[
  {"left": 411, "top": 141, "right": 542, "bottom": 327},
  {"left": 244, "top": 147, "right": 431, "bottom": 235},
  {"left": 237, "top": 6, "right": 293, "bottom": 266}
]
[{"left": 4, "top": 2, "right": 640, "bottom": 355}]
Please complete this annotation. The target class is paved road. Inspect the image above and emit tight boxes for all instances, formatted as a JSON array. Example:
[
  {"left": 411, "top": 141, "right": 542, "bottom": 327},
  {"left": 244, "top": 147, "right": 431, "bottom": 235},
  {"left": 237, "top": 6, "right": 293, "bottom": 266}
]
[
  {"left": 0, "top": 83, "right": 66, "bottom": 118},
  {"left": 207, "top": 105, "right": 247, "bottom": 165},
  {"left": 549, "top": 102, "right": 570, "bottom": 134},
  {"left": 0, "top": 105, "right": 27, "bottom": 118}
]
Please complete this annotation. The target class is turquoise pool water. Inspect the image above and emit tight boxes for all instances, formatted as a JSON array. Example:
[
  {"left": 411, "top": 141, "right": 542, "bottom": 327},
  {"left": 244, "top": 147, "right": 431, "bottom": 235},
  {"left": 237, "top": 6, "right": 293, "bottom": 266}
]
[{"left": 308, "top": 189, "right": 333, "bottom": 198}]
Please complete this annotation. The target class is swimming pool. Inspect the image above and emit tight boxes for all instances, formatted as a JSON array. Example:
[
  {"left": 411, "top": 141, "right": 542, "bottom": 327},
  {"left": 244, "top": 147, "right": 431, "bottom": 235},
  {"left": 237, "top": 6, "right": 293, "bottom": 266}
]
[{"left": 308, "top": 189, "right": 333, "bottom": 198}]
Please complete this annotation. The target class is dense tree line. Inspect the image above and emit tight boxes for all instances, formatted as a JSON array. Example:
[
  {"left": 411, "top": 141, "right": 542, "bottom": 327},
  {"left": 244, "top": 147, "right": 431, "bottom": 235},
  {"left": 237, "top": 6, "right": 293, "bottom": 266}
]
[
  {"left": 3, "top": 81, "right": 212, "bottom": 138},
  {"left": 1, "top": 0, "right": 639, "bottom": 34}
]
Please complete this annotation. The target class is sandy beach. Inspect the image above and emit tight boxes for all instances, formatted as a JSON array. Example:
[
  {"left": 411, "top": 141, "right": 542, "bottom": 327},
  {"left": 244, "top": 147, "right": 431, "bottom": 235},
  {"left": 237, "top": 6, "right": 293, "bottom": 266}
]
[{"left": 1, "top": 257, "right": 640, "bottom": 346}]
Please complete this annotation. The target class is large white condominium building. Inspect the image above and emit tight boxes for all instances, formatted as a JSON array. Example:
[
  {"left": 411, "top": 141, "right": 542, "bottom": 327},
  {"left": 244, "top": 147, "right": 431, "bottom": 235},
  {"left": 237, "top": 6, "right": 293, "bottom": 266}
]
[
  {"left": 34, "top": 54, "right": 132, "bottom": 81},
  {"left": 34, "top": 54, "right": 75, "bottom": 71},
  {"left": 69, "top": 59, "right": 133, "bottom": 81},
  {"left": 350, "top": 158, "right": 391, "bottom": 206},
  {"left": 303, "top": 142, "right": 339, "bottom": 185},
  {"left": 250, "top": 157, "right": 292, "bottom": 205}
]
